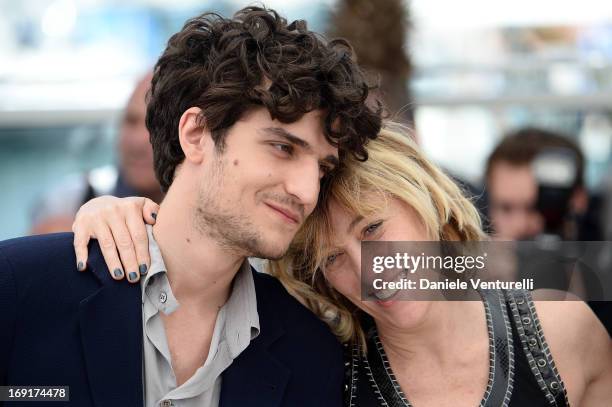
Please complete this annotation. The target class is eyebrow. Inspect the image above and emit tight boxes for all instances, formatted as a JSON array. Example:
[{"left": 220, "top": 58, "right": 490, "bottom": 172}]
[
  {"left": 262, "top": 127, "right": 340, "bottom": 170},
  {"left": 347, "top": 215, "right": 364, "bottom": 234},
  {"left": 263, "top": 127, "right": 310, "bottom": 149}
]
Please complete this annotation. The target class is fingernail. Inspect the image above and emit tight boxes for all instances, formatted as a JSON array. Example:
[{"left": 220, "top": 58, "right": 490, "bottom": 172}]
[
  {"left": 151, "top": 212, "right": 157, "bottom": 220},
  {"left": 77, "top": 261, "right": 85, "bottom": 271},
  {"left": 139, "top": 264, "right": 148, "bottom": 275},
  {"left": 128, "top": 271, "right": 138, "bottom": 282},
  {"left": 113, "top": 268, "right": 124, "bottom": 279}
]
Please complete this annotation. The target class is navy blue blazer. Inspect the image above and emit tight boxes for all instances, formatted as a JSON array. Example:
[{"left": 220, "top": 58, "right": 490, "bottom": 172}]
[{"left": 0, "top": 233, "right": 343, "bottom": 406}]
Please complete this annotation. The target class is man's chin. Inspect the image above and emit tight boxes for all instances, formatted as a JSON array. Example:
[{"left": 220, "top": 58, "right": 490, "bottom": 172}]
[{"left": 251, "top": 240, "right": 291, "bottom": 261}]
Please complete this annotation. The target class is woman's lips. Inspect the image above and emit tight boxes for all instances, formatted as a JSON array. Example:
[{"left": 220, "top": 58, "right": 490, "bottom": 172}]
[
  {"left": 376, "top": 300, "right": 396, "bottom": 308},
  {"left": 370, "top": 268, "right": 407, "bottom": 301}
]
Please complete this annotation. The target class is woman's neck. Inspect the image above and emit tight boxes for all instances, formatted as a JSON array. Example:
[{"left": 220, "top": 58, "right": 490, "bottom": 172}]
[
  {"left": 372, "top": 300, "right": 491, "bottom": 407},
  {"left": 375, "top": 300, "right": 488, "bottom": 371}
]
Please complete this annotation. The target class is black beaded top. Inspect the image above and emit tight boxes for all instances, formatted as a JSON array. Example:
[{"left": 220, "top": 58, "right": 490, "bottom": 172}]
[{"left": 343, "top": 290, "right": 569, "bottom": 407}]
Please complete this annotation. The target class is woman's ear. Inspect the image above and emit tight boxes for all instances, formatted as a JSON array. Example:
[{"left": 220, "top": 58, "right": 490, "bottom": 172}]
[{"left": 178, "top": 107, "right": 211, "bottom": 164}]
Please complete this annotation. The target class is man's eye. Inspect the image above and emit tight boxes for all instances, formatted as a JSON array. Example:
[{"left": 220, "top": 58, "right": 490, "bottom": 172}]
[
  {"left": 319, "top": 164, "right": 334, "bottom": 176},
  {"left": 363, "top": 221, "right": 383, "bottom": 237},
  {"left": 272, "top": 143, "right": 293, "bottom": 155}
]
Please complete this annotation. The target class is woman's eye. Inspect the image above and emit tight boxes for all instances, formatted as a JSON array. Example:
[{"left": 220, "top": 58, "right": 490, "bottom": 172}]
[
  {"left": 363, "top": 221, "right": 383, "bottom": 237},
  {"left": 323, "top": 251, "right": 343, "bottom": 270},
  {"left": 325, "top": 253, "right": 338, "bottom": 266}
]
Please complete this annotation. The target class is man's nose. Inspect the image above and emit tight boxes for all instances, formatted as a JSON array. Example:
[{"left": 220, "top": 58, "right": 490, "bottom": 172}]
[{"left": 282, "top": 160, "right": 321, "bottom": 215}]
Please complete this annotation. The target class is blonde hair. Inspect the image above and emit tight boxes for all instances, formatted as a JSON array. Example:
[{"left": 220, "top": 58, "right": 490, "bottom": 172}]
[{"left": 268, "top": 124, "right": 486, "bottom": 349}]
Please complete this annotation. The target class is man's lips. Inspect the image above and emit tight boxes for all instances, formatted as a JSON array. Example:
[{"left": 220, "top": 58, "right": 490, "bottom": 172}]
[{"left": 265, "top": 203, "right": 300, "bottom": 224}]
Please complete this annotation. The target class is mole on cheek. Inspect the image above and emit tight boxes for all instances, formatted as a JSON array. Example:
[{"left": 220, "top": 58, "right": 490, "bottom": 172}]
[
  {"left": 233, "top": 159, "right": 239, "bottom": 166},
  {"left": 186, "top": 238, "right": 191, "bottom": 243},
  {"left": 268, "top": 173, "right": 271, "bottom": 177}
]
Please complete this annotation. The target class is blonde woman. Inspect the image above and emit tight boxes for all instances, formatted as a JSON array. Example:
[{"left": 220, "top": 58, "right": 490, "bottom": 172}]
[{"left": 72, "top": 126, "right": 611, "bottom": 406}]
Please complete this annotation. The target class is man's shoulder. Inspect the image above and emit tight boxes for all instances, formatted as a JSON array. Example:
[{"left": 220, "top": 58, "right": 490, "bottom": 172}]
[
  {"left": 0, "top": 233, "right": 76, "bottom": 265},
  {"left": 0, "top": 233, "right": 107, "bottom": 289}
]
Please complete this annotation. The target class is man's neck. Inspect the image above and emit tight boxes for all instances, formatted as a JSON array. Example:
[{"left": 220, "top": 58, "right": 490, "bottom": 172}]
[{"left": 151, "top": 192, "right": 245, "bottom": 312}]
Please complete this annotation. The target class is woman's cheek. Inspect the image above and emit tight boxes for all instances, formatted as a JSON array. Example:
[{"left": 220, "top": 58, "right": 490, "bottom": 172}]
[
  {"left": 345, "top": 275, "right": 363, "bottom": 301},
  {"left": 327, "top": 274, "right": 352, "bottom": 298}
]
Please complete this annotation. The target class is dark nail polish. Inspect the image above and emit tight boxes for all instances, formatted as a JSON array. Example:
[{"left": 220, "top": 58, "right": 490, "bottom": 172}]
[
  {"left": 77, "top": 261, "right": 85, "bottom": 271},
  {"left": 151, "top": 212, "right": 157, "bottom": 220},
  {"left": 128, "top": 271, "right": 138, "bottom": 282},
  {"left": 139, "top": 264, "right": 148, "bottom": 275},
  {"left": 113, "top": 268, "right": 124, "bottom": 279}
]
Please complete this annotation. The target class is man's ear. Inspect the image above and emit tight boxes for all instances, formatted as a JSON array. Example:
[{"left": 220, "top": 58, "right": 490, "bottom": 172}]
[{"left": 178, "top": 107, "right": 211, "bottom": 164}]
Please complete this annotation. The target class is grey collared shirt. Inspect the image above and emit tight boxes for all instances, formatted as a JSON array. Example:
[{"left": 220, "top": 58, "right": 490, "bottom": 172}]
[{"left": 141, "top": 226, "right": 260, "bottom": 407}]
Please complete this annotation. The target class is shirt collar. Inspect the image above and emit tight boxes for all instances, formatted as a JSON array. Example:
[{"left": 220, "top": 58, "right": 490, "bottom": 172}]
[
  {"left": 142, "top": 225, "right": 260, "bottom": 357},
  {"left": 141, "top": 226, "right": 167, "bottom": 299},
  {"left": 225, "top": 259, "right": 260, "bottom": 358}
]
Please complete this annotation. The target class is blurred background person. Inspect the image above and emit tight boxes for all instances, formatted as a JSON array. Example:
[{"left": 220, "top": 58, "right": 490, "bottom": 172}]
[
  {"left": 484, "top": 127, "right": 611, "bottom": 333},
  {"left": 30, "top": 72, "right": 161, "bottom": 234},
  {"left": 484, "top": 127, "right": 598, "bottom": 241}
]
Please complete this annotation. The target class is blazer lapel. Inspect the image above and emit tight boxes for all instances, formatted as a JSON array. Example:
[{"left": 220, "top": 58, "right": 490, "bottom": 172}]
[
  {"left": 220, "top": 340, "right": 290, "bottom": 407},
  {"left": 220, "top": 273, "right": 290, "bottom": 407},
  {"left": 78, "top": 259, "right": 144, "bottom": 407}
]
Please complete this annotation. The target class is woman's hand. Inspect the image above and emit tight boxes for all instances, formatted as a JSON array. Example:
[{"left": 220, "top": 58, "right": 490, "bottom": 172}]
[{"left": 72, "top": 195, "right": 159, "bottom": 283}]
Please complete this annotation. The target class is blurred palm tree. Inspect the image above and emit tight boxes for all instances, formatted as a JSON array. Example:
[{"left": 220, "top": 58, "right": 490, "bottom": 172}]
[{"left": 328, "top": 0, "right": 413, "bottom": 125}]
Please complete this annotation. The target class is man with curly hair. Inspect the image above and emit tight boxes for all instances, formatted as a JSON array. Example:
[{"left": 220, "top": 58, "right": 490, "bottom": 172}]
[{"left": 0, "top": 6, "right": 381, "bottom": 407}]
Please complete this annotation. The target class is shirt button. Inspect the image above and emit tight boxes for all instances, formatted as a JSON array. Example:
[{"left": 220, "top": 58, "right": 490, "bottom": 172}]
[
  {"left": 159, "top": 291, "right": 168, "bottom": 303},
  {"left": 160, "top": 400, "right": 174, "bottom": 407}
]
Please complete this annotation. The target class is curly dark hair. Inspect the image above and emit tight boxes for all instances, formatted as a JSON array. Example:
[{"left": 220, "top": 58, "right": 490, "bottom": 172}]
[{"left": 146, "top": 6, "right": 382, "bottom": 192}]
